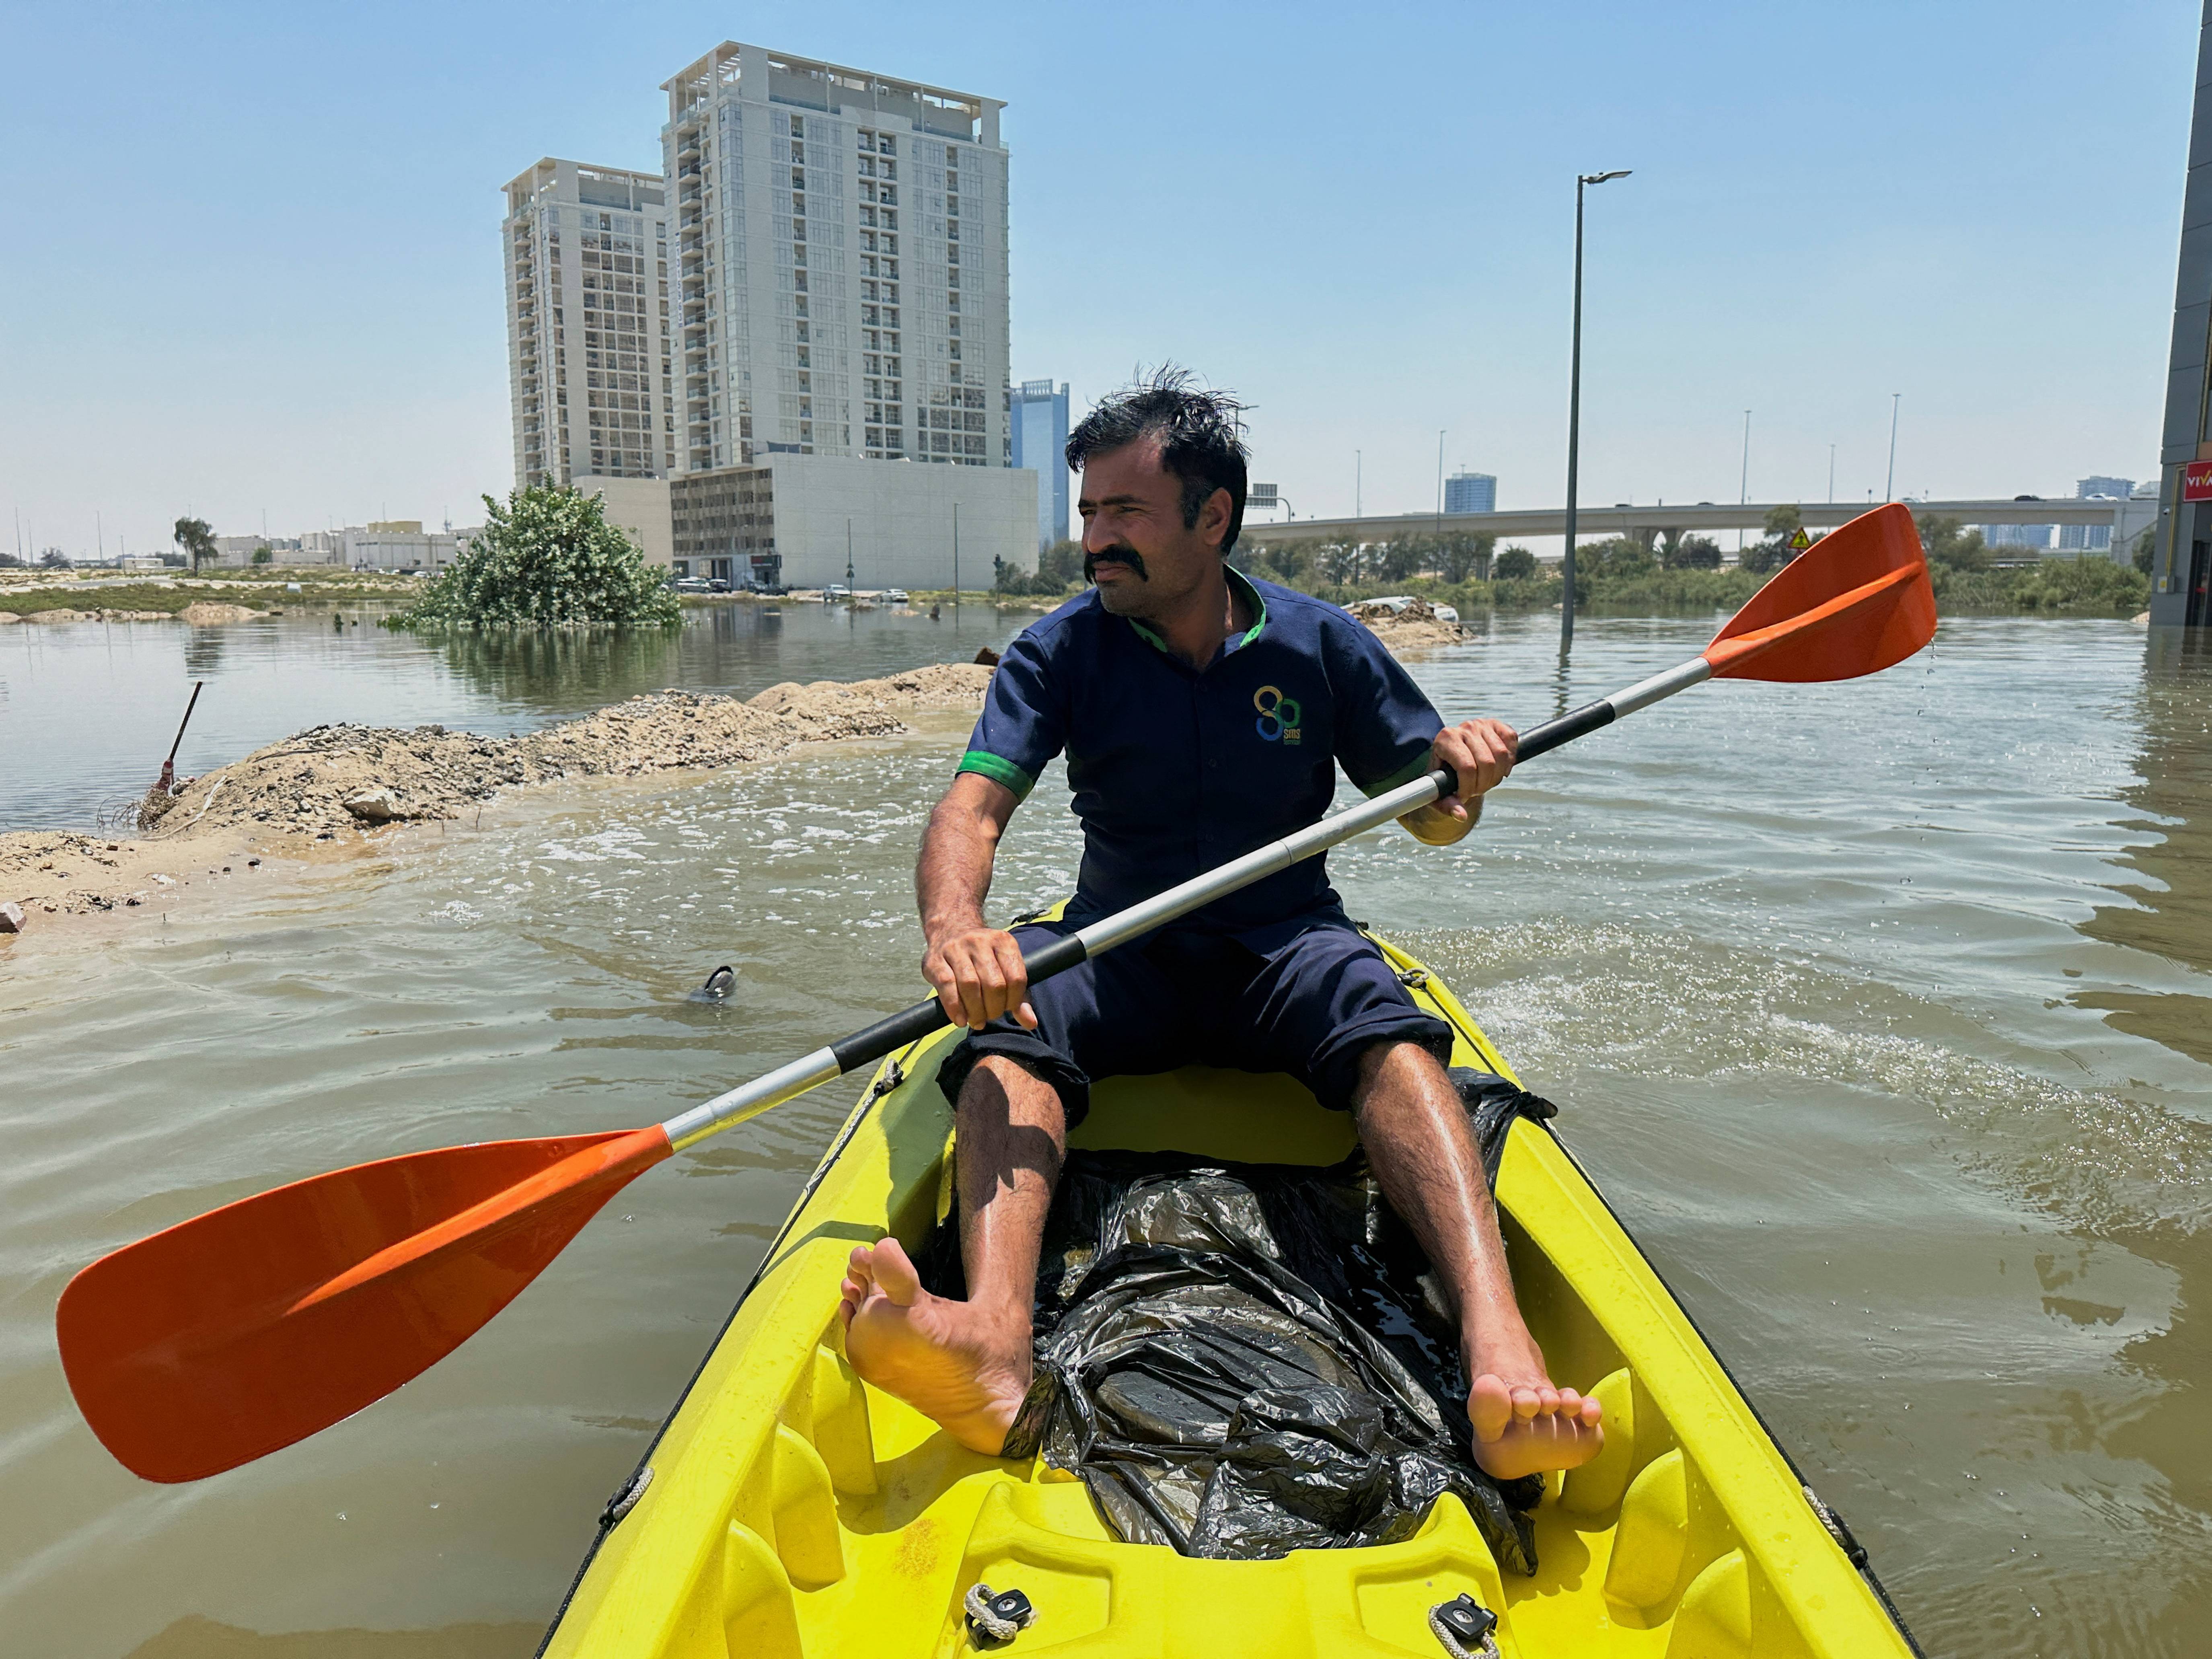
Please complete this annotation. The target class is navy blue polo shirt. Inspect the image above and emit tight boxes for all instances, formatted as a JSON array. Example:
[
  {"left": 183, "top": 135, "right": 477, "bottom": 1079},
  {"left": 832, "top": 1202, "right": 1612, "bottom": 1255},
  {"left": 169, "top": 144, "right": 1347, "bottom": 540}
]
[{"left": 956, "top": 566, "right": 1443, "bottom": 937}]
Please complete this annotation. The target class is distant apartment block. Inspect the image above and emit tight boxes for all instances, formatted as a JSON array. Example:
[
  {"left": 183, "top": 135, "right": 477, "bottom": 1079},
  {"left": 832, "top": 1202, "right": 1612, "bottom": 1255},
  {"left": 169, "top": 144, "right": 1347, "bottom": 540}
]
[
  {"left": 1984, "top": 522, "right": 2053, "bottom": 550},
  {"left": 1445, "top": 471, "right": 1497, "bottom": 514},
  {"left": 1009, "top": 379, "right": 1069, "bottom": 548},
  {"left": 658, "top": 42, "right": 1010, "bottom": 474},
  {"left": 2060, "top": 476, "right": 2134, "bottom": 551},
  {"left": 502, "top": 159, "right": 673, "bottom": 489}
]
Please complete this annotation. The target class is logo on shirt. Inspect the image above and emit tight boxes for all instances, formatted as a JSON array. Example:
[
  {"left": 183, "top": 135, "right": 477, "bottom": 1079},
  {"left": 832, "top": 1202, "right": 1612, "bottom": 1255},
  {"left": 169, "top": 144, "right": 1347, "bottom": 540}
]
[{"left": 1254, "top": 685, "right": 1303, "bottom": 745}]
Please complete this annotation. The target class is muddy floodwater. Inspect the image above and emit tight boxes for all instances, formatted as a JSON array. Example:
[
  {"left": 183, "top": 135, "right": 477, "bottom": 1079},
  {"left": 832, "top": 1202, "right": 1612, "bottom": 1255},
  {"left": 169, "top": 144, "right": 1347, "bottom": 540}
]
[{"left": 2, "top": 615, "right": 2208, "bottom": 1659}]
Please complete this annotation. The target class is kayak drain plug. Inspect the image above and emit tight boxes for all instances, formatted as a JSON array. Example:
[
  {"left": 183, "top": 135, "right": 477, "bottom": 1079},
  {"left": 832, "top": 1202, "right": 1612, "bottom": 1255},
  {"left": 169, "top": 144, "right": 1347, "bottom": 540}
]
[
  {"left": 964, "top": 1583, "right": 1036, "bottom": 1647},
  {"left": 1428, "top": 1594, "right": 1499, "bottom": 1659}
]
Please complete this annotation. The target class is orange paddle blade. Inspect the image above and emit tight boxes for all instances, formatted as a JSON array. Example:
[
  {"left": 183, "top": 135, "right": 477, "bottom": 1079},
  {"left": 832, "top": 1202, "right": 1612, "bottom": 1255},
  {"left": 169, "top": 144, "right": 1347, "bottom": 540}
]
[
  {"left": 57, "top": 1125, "right": 671, "bottom": 1483},
  {"left": 1704, "top": 502, "right": 1935, "bottom": 682}
]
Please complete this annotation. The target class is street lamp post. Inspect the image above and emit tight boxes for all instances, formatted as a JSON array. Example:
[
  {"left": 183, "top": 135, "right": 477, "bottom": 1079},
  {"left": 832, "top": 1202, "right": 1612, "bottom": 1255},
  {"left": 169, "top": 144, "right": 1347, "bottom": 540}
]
[
  {"left": 1884, "top": 393, "right": 1901, "bottom": 502},
  {"left": 1738, "top": 409, "right": 1751, "bottom": 554},
  {"left": 1355, "top": 450, "right": 1362, "bottom": 520},
  {"left": 1435, "top": 430, "right": 1446, "bottom": 538},
  {"left": 1562, "top": 168, "right": 1631, "bottom": 653}
]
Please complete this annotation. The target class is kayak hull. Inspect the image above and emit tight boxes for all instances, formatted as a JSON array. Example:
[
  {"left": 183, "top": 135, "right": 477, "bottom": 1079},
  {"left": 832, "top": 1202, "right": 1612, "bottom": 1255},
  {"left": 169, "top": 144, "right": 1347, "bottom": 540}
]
[{"left": 542, "top": 935, "right": 1916, "bottom": 1658}]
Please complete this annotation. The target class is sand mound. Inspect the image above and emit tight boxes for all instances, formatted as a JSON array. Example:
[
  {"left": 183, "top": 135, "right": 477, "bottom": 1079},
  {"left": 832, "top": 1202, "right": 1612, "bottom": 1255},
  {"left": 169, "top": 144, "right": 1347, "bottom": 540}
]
[
  {"left": 179, "top": 602, "right": 265, "bottom": 624},
  {"left": 0, "top": 663, "right": 997, "bottom": 934},
  {"left": 133, "top": 662, "right": 997, "bottom": 845},
  {"left": 1348, "top": 598, "right": 1464, "bottom": 653}
]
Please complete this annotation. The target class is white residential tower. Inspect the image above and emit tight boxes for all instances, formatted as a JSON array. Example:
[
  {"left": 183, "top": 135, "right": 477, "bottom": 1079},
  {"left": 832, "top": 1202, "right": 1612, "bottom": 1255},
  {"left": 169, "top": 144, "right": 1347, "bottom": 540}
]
[
  {"left": 658, "top": 42, "right": 1009, "bottom": 473},
  {"left": 502, "top": 159, "right": 674, "bottom": 489}
]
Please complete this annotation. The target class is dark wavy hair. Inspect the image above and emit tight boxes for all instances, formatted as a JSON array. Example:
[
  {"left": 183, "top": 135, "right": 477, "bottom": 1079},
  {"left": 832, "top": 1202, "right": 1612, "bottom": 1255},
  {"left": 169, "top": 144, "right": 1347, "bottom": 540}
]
[{"left": 1064, "top": 366, "right": 1251, "bottom": 555}]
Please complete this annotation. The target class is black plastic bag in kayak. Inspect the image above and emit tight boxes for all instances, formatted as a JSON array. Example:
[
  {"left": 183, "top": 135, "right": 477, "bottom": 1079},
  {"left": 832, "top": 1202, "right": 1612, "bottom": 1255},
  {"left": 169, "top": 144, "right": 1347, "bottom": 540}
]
[{"left": 917, "top": 1070, "right": 1553, "bottom": 1570}]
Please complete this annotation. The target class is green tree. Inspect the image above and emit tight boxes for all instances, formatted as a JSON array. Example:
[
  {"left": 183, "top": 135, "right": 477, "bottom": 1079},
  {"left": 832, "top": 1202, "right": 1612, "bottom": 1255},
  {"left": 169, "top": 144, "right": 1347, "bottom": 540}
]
[
  {"left": 1037, "top": 539, "right": 1084, "bottom": 591},
  {"left": 1259, "top": 542, "right": 1310, "bottom": 586},
  {"left": 172, "top": 516, "right": 215, "bottom": 574},
  {"left": 1914, "top": 513, "right": 1990, "bottom": 572},
  {"left": 251, "top": 546, "right": 273, "bottom": 565},
  {"left": 1434, "top": 530, "right": 1495, "bottom": 584},
  {"left": 2133, "top": 527, "right": 2157, "bottom": 575},
  {"left": 1319, "top": 539, "right": 1364, "bottom": 586},
  {"left": 390, "top": 485, "right": 680, "bottom": 628},
  {"left": 1492, "top": 545, "right": 1539, "bottom": 582},
  {"left": 1662, "top": 532, "right": 1723, "bottom": 570},
  {"left": 1762, "top": 503, "right": 1804, "bottom": 540},
  {"left": 40, "top": 549, "right": 70, "bottom": 569},
  {"left": 1376, "top": 535, "right": 1426, "bottom": 583}
]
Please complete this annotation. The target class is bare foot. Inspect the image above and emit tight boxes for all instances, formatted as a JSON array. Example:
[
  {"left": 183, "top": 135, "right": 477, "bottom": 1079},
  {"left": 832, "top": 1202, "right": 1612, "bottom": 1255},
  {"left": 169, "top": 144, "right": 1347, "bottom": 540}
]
[
  {"left": 1465, "top": 1331, "right": 1604, "bottom": 1481},
  {"left": 837, "top": 1237, "right": 1032, "bottom": 1457}
]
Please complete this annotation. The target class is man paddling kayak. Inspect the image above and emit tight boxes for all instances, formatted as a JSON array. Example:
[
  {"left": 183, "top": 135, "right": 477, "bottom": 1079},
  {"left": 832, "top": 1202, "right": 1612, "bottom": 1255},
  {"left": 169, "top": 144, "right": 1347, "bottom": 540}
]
[{"left": 840, "top": 370, "right": 1602, "bottom": 1481}]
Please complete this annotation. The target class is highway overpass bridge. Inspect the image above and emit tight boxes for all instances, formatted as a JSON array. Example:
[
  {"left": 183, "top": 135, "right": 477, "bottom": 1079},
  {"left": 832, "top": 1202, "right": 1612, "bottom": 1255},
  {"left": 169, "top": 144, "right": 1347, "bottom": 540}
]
[{"left": 1238, "top": 497, "right": 2160, "bottom": 559}]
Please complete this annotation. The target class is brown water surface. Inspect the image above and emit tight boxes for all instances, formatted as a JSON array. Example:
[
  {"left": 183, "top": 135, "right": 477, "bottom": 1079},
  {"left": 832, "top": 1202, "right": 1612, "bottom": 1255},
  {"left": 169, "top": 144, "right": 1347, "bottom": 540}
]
[{"left": 2, "top": 616, "right": 2207, "bottom": 1659}]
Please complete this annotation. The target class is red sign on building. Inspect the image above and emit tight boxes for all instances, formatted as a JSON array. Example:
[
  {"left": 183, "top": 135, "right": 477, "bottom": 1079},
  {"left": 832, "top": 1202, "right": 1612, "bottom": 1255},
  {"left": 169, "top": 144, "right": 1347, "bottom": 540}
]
[{"left": 2185, "top": 460, "right": 2212, "bottom": 502}]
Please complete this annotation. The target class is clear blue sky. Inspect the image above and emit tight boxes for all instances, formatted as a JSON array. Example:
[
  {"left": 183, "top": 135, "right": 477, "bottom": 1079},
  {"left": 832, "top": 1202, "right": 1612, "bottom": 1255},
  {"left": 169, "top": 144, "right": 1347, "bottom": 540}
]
[{"left": 0, "top": 1, "right": 2195, "bottom": 559}]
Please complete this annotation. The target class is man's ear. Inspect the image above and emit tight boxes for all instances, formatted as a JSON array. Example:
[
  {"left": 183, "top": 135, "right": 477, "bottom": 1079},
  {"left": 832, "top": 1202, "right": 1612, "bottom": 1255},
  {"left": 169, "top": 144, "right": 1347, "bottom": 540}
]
[{"left": 1200, "top": 486, "right": 1233, "bottom": 552}]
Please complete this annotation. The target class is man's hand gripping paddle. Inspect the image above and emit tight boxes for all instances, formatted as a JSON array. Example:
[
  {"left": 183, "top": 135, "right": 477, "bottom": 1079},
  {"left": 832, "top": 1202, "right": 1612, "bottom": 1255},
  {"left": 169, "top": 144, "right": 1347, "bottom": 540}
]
[{"left": 57, "top": 502, "right": 1936, "bottom": 1483}]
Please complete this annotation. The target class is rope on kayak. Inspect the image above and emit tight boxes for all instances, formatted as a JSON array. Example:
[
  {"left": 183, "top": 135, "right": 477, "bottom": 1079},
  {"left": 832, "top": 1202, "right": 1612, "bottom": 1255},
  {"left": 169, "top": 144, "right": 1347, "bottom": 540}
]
[
  {"left": 964, "top": 1583, "right": 1036, "bottom": 1645},
  {"left": 1427, "top": 1594, "right": 1500, "bottom": 1659}
]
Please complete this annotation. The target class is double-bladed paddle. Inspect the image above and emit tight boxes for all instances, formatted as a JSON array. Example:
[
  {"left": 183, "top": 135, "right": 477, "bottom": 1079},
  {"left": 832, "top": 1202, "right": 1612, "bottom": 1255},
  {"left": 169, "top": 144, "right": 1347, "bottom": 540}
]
[{"left": 57, "top": 501, "right": 1937, "bottom": 1483}]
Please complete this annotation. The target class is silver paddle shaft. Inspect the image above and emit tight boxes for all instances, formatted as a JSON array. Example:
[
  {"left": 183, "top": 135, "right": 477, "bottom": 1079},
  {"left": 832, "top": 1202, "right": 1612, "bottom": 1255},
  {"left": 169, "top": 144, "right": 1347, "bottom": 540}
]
[{"left": 659, "top": 650, "right": 1715, "bottom": 1152}]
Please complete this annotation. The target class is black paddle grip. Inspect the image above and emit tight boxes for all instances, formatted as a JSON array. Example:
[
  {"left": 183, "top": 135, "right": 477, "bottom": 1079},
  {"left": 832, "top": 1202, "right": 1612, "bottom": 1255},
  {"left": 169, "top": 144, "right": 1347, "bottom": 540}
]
[
  {"left": 828, "top": 931, "right": 1092, "bottom": 1074},
  {"left": 1513, "top": 698, "right": 1617, "bottom": 763}
]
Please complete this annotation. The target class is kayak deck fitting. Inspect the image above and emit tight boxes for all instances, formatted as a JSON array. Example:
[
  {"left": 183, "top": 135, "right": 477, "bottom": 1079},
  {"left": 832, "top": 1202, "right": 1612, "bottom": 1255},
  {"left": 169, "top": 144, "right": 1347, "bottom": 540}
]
[{"left": 541, "top": 936, "right": 1918, "bottom": 1658}]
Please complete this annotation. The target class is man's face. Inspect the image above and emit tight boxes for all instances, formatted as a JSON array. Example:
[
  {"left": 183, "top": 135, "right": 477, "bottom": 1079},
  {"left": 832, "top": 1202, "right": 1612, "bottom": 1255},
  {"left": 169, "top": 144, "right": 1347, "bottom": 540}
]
[{"left": 1076, "top": 437, "right": 1231, "bottom": 618}]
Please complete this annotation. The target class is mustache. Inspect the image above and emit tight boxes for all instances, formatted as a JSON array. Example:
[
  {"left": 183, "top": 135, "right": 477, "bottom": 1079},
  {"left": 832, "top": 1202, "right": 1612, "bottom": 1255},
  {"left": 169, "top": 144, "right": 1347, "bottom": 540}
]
[{"left": 1084, "top": 546, "right": 1149, "bottom": 583}]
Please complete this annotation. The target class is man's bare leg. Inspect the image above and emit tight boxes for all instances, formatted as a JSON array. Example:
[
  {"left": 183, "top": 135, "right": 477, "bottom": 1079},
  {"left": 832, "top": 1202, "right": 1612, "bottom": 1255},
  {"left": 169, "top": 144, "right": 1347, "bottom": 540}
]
[
  {"left": 1353, "top": 1040, "right": 1603, "bottom": 1479},
  {"left": 839, "top": 1055, "right": 1063, "bottom": 1455}
]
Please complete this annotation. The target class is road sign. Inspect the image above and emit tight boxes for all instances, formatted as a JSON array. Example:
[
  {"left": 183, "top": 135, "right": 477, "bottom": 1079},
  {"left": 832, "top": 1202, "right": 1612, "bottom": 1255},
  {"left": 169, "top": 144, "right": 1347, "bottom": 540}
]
[
  {"left": 1248, "top": 483, "right": 1280, "bottom": 508},
  {"left": 2184, "top": 460, "right": 2212, "bottom": 502},
  {"left": 1788, "top": 527, "right": 1812, "bottom": 551}
]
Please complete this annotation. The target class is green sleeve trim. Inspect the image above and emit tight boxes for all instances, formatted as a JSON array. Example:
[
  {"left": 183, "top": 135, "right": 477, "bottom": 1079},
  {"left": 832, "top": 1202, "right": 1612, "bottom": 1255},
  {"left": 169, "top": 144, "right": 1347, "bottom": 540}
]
[
  {"left": 956, "top": 749, "right": 1036, "bottom": 801},
  {"left": 1359, "top": 748, "right": 1439, "bottom": 799}
]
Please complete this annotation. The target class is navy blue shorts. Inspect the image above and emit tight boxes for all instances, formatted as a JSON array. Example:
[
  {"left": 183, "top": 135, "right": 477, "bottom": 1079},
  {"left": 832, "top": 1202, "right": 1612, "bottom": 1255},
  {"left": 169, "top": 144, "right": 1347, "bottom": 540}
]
[{"left": 936, "top": 913, "right": 1454, "bottom": 1128}]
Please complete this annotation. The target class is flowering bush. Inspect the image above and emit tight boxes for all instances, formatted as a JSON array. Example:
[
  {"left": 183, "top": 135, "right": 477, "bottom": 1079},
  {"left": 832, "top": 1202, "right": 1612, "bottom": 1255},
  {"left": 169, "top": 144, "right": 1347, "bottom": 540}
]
[{"left": 391, "top": 485, "right": 680, "bottom": 628}]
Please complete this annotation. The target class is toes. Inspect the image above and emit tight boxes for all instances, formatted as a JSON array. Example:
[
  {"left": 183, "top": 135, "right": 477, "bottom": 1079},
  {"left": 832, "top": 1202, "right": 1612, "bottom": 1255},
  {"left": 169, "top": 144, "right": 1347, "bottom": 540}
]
[
  {"left": 870, "top": 1236, "right": 923, "bottom": 1305},
  {"left": 1535, "top": 1385, "right": 1562, "bottom": 1417},
  {"left": 1580, "top": 1394, "right": 1603, "bottom": 1428},
  {"left": 1510, "top": 1386, "right": 1541, "bottom": 1422},
  {"left": 846, "top": 1244, "right": 877, "bottom": 1287},
  {"left": 1555, "top": 1387, "right": 1581, "bottom": 1417},
  {"left": 1468, "top": 1374, "right": 1515, "bottom": 1445}
]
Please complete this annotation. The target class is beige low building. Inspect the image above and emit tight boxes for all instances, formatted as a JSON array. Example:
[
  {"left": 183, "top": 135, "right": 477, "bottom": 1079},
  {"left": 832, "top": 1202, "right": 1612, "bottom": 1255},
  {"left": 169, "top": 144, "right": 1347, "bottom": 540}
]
[
  {"left": 586, "top": 477, "right": 676, "bottom": 571},
  {"left": 653, "top": 452, "right": 1032, "bottom": 588}
]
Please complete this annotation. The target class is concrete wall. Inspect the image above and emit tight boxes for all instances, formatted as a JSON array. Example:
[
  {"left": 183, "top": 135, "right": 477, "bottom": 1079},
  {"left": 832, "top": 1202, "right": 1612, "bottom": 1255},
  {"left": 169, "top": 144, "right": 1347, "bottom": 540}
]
[
  {"left": 588, "top": 476, "right": 676, "bottom": 569},
  {"left": 762, "top": 453, "right": 1033, "bottom": 589}
]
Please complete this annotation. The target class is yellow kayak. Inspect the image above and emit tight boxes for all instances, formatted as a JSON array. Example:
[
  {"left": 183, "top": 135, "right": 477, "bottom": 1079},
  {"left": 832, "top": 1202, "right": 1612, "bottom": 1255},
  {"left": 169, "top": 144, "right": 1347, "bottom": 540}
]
[{"left": 541, "top": 933, "right": 1919, "bottom": 1658}]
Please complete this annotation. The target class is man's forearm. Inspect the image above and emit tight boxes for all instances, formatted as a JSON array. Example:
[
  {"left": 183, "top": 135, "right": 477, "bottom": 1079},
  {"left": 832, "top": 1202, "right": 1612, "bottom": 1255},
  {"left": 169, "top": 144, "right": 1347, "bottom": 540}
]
[{"left": 918, "top": 794, "right": 1001, "bottom": 939}]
